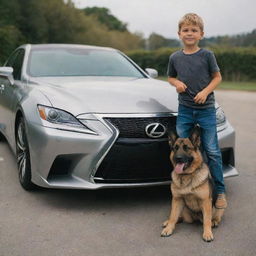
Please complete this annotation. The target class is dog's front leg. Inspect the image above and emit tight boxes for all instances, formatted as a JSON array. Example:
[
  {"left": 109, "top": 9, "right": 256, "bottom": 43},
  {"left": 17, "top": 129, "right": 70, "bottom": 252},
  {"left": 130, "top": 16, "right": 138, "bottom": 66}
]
[
  {"left": 161, "top": 197, "right": 184, "bottom": 237},
  {"left": 212, "top": 208, "right": 225, "bottom": 227},
  {"left": 201, "top": 199, "right": 214, "bottom": 242}
]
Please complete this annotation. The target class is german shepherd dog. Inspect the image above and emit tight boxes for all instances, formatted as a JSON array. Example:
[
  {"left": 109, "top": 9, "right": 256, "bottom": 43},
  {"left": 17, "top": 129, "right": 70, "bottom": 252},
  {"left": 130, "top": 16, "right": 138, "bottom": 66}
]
[{"left": 161, "top": 126, "right": 224, "bottom": 242}]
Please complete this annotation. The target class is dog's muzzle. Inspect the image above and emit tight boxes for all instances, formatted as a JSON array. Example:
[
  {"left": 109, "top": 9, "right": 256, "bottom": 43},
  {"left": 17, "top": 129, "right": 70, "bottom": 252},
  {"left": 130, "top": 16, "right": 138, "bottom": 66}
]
[{"left": 174, "top": 155, "right": 193, "bottom": 174}]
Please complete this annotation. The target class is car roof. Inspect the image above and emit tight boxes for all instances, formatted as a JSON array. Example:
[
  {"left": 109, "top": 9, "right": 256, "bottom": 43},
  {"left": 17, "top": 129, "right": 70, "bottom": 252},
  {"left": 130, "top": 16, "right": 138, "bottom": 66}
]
[{"left": 24, "top": 44, "right": 116, "bottom": 52}]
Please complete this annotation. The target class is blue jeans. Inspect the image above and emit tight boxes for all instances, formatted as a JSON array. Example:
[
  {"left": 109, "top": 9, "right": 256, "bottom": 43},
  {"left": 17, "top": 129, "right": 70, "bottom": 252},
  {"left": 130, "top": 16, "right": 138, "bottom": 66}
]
[{"left": 176, "top": 104, "right": 225, "bottom": 194}]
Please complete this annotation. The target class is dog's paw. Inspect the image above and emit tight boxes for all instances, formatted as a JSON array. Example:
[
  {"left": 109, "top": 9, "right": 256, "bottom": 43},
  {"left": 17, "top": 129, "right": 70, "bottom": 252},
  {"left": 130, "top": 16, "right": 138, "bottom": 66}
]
[
  {"left": 212, "top": 219, "right": 219, "bottom": 228},
  {"left": 202, "top": 231, "right": 214, "bottom": 242},
  {"left": 161, "top": 226, "right": 174, "bottom": 237},
  {"left": 162, "top": 220, "right": 169, "bottom": 228}
]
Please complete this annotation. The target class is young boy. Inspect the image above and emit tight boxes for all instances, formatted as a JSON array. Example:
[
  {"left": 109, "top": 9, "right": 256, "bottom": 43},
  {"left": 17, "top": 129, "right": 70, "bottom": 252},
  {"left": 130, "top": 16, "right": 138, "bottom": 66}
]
[{"left": 167, "top": 13, "right": 227, "bottom": 209}]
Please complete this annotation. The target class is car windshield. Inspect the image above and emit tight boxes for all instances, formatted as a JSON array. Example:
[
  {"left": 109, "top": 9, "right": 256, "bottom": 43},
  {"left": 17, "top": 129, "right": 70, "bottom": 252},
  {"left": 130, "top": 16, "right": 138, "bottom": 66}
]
[{"left": 27, "top": 47, "right": 145, "bottom": 78}]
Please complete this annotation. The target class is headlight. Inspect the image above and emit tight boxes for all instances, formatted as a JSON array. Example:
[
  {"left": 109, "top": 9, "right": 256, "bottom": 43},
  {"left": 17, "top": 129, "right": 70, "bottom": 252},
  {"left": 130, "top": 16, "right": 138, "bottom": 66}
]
[
  {"left": 37, "top": 105, "right": 97, "bottom": 135},
  {"left": 216, "top": 107, "right": 226, "bottom": 126}
]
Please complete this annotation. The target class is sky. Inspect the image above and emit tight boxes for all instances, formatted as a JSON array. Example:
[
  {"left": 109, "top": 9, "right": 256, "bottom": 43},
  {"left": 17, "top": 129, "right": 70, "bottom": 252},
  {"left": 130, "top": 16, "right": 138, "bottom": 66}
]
[{"left": 73, "top": 0, "right": 256, "bottom": 39}]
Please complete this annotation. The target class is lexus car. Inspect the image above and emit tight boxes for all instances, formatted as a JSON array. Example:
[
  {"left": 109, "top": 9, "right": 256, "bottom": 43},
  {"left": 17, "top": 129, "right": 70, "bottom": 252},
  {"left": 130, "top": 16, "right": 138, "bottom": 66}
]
[{"left": 0, "top": 44, "right": 238, "bottom": 190}]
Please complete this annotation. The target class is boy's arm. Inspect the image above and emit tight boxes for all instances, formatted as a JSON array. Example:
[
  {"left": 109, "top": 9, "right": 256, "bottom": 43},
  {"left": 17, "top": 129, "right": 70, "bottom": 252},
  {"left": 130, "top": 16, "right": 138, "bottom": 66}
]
[
  {"left": 194, "top": 72, "right": 222, "bottom": 104},
  {"left": 168, "top": 77, "right": 187, "bottom": 93}
]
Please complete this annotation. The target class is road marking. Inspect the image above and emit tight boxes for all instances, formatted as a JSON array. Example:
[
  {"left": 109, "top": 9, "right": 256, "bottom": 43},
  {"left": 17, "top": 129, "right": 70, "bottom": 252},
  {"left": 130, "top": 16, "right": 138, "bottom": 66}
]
[{"left": 0, "top": 157, "right": 4, "bottom": 161}]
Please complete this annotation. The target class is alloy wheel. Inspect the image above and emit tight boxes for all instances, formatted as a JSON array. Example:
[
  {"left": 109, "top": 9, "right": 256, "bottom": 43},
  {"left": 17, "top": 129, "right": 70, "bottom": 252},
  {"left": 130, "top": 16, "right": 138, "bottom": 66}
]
[{"left": 16, "top": 117, "right": 35, "bottom": 190}]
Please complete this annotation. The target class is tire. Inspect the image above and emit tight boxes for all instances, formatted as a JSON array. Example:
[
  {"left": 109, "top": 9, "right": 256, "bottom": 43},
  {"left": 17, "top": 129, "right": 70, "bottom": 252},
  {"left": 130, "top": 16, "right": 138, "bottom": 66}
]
[{"left": 16, "top": 117, "right": 36, "bottom": 190}]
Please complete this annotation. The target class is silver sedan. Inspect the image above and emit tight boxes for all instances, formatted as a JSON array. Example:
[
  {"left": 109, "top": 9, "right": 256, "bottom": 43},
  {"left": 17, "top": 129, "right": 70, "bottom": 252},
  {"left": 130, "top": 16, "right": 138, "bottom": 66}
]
[{"left": 0, "top": 44, "right": 238, "bottom": 190}]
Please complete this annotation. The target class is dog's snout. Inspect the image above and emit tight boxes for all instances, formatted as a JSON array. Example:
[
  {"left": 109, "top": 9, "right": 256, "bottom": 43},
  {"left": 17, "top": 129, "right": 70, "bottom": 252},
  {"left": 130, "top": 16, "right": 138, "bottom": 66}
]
[{"left": 175, "top": 155, "right": 184, "bottom": 163}]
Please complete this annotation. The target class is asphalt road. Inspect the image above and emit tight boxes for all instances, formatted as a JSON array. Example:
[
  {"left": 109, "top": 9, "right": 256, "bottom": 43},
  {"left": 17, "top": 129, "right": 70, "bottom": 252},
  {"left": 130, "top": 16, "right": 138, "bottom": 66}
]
[{"left": 0, "top": 90, "right": 256, "bottom": 256}]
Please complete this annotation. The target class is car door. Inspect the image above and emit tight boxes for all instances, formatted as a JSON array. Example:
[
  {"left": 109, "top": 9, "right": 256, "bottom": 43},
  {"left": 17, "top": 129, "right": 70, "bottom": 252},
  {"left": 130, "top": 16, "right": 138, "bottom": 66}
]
[
  {"left": 0, "top": 73, "right": 8, "bottom": 134},
  {"left": 0, "top": 49, "right": 25, "bottom": 143},
  {"left": 0, "top": 50, "right": 18, "bottom": 136}
]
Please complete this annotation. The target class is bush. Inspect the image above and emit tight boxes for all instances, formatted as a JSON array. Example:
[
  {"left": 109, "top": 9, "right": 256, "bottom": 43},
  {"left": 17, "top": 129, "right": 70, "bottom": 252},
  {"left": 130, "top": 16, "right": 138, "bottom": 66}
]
[{"left": 126, "top": 47, "right": 256, "bottom": 81}]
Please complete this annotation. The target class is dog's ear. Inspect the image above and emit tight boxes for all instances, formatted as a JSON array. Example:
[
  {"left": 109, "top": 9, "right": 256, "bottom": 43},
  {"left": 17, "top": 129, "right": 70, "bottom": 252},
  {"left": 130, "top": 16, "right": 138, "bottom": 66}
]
[
  {"left": 168, "top": 128, "right": 178, "bottom": 148},
  {"left": 189, "top": 125, "right": 201, "bottom": 148}
]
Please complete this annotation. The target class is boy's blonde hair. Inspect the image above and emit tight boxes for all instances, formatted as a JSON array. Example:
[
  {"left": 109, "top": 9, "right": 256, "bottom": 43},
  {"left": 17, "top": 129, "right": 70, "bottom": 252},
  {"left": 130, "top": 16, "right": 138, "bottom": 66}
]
[{"left": 178, "top": 13, "right": 204, "bottom": 32}]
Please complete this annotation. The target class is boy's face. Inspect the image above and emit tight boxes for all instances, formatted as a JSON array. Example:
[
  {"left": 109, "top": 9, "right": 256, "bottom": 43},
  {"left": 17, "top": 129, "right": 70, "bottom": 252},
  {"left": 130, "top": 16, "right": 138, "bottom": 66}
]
[{"left": 178, "top": 24, "right": 204, "bottom": 47}]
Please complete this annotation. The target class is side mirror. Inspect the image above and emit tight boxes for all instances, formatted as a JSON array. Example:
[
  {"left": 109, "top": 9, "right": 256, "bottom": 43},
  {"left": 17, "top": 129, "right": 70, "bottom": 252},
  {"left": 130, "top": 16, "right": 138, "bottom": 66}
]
[
  {"left": 145, "top": 68, "right": 158, "bottom": 78},
  {"left": 0, "top": 67, "right": 14, "bottom": 85}
]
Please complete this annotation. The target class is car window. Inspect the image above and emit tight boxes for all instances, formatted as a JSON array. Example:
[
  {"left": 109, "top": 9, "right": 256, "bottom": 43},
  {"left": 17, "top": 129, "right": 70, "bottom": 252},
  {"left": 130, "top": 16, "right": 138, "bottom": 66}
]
[
  {"left": 12, "top": 50, "right": 25, "bottom": 80},
  {"left": 5, "top": 49, "right": 25, "bottom": 80},
  {"left": 5, "top": 50, "right": 19, "bottom": 67},
  {"left": 27, "top": 48, "right": 145, "bottom": 78}
]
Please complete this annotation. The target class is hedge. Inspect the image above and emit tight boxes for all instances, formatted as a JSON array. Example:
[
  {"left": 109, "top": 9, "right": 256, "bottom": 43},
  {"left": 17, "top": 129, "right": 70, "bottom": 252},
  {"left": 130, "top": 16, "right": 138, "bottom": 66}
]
[{"left": 126, "top": 47, "right": 256, "bottom": 81}]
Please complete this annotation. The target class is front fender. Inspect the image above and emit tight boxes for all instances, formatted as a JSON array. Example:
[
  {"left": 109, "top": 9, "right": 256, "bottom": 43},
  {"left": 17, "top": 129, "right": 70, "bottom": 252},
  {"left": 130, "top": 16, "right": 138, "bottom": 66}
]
[{"left": 10, "top": 87, "right": 52, "bottom": 152}]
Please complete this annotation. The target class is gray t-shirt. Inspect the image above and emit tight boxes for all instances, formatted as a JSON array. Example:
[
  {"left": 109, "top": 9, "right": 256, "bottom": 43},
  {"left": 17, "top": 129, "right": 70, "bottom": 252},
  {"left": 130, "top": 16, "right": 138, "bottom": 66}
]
[{"left": 167, "top": 48, "right": 220, "bottom": 108}]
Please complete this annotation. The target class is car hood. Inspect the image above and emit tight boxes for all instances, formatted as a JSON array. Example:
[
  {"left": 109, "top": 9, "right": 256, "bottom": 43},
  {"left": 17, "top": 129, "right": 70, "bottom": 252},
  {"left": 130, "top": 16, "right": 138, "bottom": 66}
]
[{"left": 30, "top": 76, "right": 178, "bottom": 116}]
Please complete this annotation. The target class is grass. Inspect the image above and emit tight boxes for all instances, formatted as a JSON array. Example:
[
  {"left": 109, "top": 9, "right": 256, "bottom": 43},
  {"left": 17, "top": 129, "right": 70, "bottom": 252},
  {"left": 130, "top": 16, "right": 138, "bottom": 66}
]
[
  {"left": 157, "top": 76, "right": 256, "bottom": 91},
  {"left": 218, "top": 81, "right": 256, "bottom": 91}
]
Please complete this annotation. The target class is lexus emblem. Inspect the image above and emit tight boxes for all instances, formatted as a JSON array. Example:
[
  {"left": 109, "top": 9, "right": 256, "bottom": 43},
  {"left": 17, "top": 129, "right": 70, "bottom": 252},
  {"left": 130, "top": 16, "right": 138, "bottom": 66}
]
[{"left": 145, "top": 123, "right": 167, "bottom": 138}]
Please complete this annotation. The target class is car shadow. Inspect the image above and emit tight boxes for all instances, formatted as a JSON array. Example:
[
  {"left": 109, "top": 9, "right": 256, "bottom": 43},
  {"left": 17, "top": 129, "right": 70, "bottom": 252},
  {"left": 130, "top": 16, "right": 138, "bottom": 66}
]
[{"left": 33, "top": 185, "right": 171, "bottom": 212}]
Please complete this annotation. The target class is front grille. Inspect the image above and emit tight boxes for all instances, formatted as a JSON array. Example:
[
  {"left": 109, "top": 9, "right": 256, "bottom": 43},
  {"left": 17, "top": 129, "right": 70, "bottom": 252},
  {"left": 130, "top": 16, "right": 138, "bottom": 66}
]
[
  {"left": 104, "top": 116, "right": 176, "bottom": 138},
  {"left": 94, "top": 139, "right": 173, "bottom": 183},
  {"left": 94, "top": 116, "right": 176, "bottom": 183}
]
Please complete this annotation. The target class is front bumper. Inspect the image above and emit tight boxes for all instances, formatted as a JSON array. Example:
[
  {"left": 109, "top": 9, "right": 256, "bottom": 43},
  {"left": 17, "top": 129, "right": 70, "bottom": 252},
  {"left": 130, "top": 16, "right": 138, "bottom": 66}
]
[
  {"left": 27, "top": 114, "right": 238, "bottom": 190},
  {"left": 217, "top": 121, "right": 238, "bottom": 178}
]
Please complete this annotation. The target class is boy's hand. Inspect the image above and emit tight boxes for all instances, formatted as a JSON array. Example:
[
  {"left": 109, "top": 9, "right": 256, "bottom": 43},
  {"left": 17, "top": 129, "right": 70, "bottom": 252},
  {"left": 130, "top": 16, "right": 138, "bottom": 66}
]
[
  {"left": 194, "top": 90, "right": 208, "bottom": 104},
  {"left": 175, "top": 81, "right": 187, "bottom": 93}
]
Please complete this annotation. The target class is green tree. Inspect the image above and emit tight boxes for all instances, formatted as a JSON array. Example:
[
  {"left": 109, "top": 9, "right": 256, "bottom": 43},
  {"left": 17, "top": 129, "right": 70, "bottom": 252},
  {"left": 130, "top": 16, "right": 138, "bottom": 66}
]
[
  {"left": 0, "top": 0, "right": 20, "bottom": 26},
  {"left": 0, "top": 0, "right": 144, "bottom": 63},
  {"left": 200, "top": 29, "right": 256, "bottom": 47},
  {"left": 0, "top": 0, "right": 24, "bottom": 63},
  {"left": 83, "top": 7, "right": 127, "bottom": 32},
  {"left": 0, "top": 26, "right": 23, "bottom": 64},
  {"left": 18, "top": 0, "right": 48, "bottom": 43},
  {"left": 147, "top": 33, "right": 179, "bottom": 50}
]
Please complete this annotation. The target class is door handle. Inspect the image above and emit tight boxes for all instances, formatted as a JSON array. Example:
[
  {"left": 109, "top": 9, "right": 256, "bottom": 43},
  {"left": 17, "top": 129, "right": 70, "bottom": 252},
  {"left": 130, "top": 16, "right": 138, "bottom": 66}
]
[{"left": 0, "top": 84, "right": 4, "bottom": 93}]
